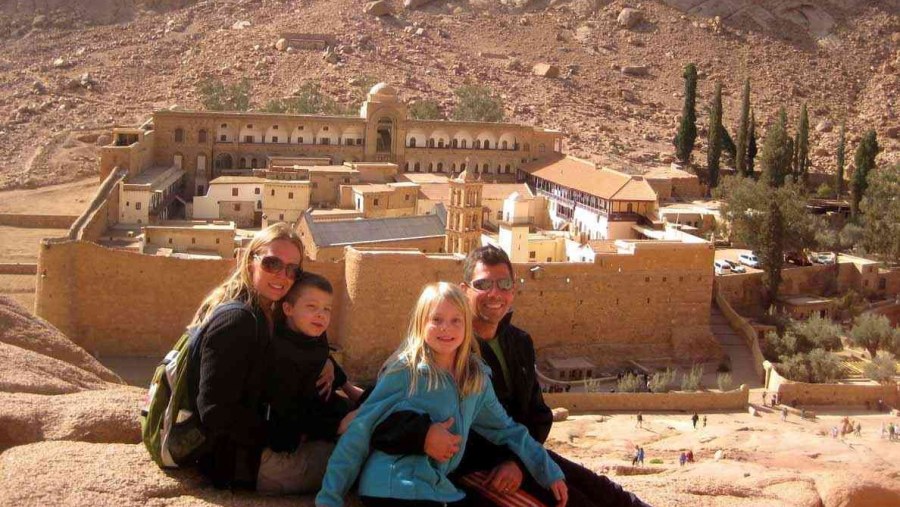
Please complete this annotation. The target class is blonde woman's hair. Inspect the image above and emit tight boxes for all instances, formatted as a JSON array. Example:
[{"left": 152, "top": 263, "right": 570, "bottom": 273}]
[
  {"left": 383, "top": 282, "right": 485, "bottom": 398},
  {"left": 190, "top": 222, "right": 303, "bottom": 326}
]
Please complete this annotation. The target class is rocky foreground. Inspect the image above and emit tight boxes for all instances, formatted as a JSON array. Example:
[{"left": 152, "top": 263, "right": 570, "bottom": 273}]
[{"left": 1, "top": 295, "right": 899, "bottom": 506}]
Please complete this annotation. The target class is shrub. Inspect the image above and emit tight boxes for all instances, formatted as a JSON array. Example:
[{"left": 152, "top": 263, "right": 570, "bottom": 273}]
[
  {"left": 648, "top": 368, "right": 677, "bottom": 393},
  {"left": 716, "top": 372, "right": 733, "bottom": 391},
  {"left": 680, "top": 364, "right": 703, "bottom": 391},
  {"left": 282, "top": 82, "right": 353, "bottom": 115},
  {"left": 816, "top": 183, "right": 833, "bottom": 199},
  {"left": 584, "top": 378, "right": 604, "bottom": 393},
  {"left": 793, "top": 315, "right": 843, "bottom": 352},
  {"left": 197, "top": 78, "right": 251, "bottom": 111},
  {"left": 807, "top": 348, "right": 842, "bottom": 383},
  {"left": 451, "top": 85, "right": 504, "bottom": 122},
  {"left": 409, "top": 99, "right": 442, "bottom": 120},
  {"left": 262, "top": 98, "right": 288, "bottom": 113},
  {"left": 617, "top": 373, "right": 643, "bottom": 393},
  {"left": 649, "top": 458, "right": 663, "bottom": 465},
  {"left": 863, "top": 352, "right": 898, "bottom": 384}
]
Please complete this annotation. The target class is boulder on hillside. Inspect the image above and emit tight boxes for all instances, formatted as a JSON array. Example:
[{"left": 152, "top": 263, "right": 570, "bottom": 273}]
[
  {"left": 621, "top": 65, "right": 650, "bottom": 76},
  {"left": 275, "top": 38, "right": 288, "bottom": 51},
  {"left": 533, "top": 63, "right": 560, "bottom": 78},
  {"left": 0, "top": 296, "right": 122, "bottom": 384},
  {"left": 0, "top": 388, "right": 143, "bottom": 449},
  {"left": 815, "top": 472, "right": 900, "bottom": 507},
  {"left": 0, "top": 343, "right": 114, "bottom": 395},
  {"left": 404, "top": 0, "right": 436, "bottom": 9},
  {"left": 617, "top": 8, "right": 643, "bottom": 29},
  {"left": 815, "top": 119, "right": 833, "bottom": 133},
  {"left": 364, "top": 1, "right": 392, "bottom": 17}
]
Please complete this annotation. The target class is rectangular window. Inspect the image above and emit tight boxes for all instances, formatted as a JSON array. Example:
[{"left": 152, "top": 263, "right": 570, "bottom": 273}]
[
  {"left": 254, "top": 187, "right": 260, "bottom": 195},
  {"left": 321, "top": 138, "right": 330, "bottom": 145},
  {"left": 405, "top": 194, "right": 410, "bottom": 201},
  {"left": 271, "top": 189, "right": 275, "bottom": 196},
  {"left": 271, "top": 136, "right": 278, "bottom": 143},
  {"left": 135, "top": 202, "right": 142, "bottom": 210},
  {"left": 168, "top": 238, "right": 172, "bottom": 244},
  {"left": 234, "top": 204, "right": 241, "bottom": 212},
  {"left": 289, "top": 192, "right": 294, "bottom": 199},
  {"left": 220, "top": 134, "right": 227, "bottom": 142},
  {"left": 232, "top": 188, "right": 239, "bottom": 196},
  {"left": 216, "top": 238, "right": 220, "bottom": 244},
  {"left": 356, "top": 138, "right": 363, "bottom": 145},
  {"left": 279, "top": 213, "right": 284, "bottom": 220},
  {"left": 244, "top": 135, "right": 253, "bottom": 143},
  {"left": 529, "top": 251, "right": 536, "bottom": 259},
  {"left": 191, "top": 238, "right": 196, "bottom": 244},
  {"left": 374, "top": 198, "right": 380, "bottom": 206},
  {"left": 298, "top": 137, "right": 304, "bottom": 143}
]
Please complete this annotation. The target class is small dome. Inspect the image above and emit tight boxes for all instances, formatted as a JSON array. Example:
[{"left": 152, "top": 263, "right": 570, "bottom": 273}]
[{"left": 368, "top": 82, "right": 398, "bottom": 100}]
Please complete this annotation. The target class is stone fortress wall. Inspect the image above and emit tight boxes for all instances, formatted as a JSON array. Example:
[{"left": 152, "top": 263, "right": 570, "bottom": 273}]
[
  {"left": 765, "top": 361, "right": 900, "bottom": 407},
  {"left": 546, "top": 385, "right": 750, "bottom": 413},
  {"left": 35, "top": 237, "right": 716, "bottom": 379}
]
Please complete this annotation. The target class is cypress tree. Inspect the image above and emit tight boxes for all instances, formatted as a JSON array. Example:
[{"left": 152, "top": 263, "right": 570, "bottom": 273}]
[
  {"left": 851, "top": 129, "right": 880, "bottom": 219},
  {"left": 747, "top": 110, "right": 758, "bottom": 175},
  {"left": 835, "top": 123, "right": 846, "bottom": 198},
  {"left": 673, "top": 63, "right": 698, "bottom": 165},
  {"left": 760, "top": 108, "right": 792, "bottom": 187},
  {"left": 797, "top": 103, "right": 810, "bottom": 185},
  {"left": 707, "top": 83, "right": 723, "bottom": 189},
  {"left": 735, "top": 78, "right": 751, "bottom": 176},
  {"left": 760, "top": 197, "right": 785, "bottom": 307},
  {"left": 721, "top": 125, "right": 736, "bottom": 164},
  {"left": 791, "top": 129, "right": 800, "bottom": 182}
]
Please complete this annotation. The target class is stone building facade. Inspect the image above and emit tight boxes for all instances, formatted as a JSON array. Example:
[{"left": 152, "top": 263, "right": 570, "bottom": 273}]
[{"left": 100, "top": 83, "right": 563, "bottom": 206}]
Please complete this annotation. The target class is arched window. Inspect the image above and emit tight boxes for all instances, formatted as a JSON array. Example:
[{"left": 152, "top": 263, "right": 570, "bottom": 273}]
[
  {"left": 538, "top": 143, "right": 546, "bottom": 153},
  {"left": 404, "top": 162, "right": 410, "bottom": 172},
  {"left": 505, "top": 164, "right": 511, "bottom": 173},
  {"left": 239, "top": 157, "right": 247, "bottom": 169},
  {"left": 501, "top": 140, "right": 508, "bottom": 149},
  {"left": 438, "top": 139, "right": 444, "bottom": 148},
  {"left": 409, "top": 137, "right": 417, "bottom": 148},
  {"left": 174, "top": 128, "right": 184, "bottom": 143},
  {"left": 215, "top": 153, "right": 233, "bottom": 170},
  {"left": 414, "top": 162, "right": 421, "bottom": 172},
  {"left": 461, "top": 140, "right": 467, "bottom": 149},
  {"left": 251, "top": 158, "right": 258, "bottom": 169},
  {"left": 437, "top": 162, "right": 443, "bottom": 172},
  {"left": 474, "top": 140, "right": 481, "bottom": 149},
  {"left": 451, "top": 139, "right": 458, "bottom": 148},
  {"left": 428, "top": 138, "right": 435, "bottom": 148},
  {"left": 483, "top": 140, "right": 490, "bottom": 149},
  {"left": 428, "top": 162, "right": 434, "bottom": 173},
  {"left": 198, "top": 129, "right": 207, "bottom": 143},
  {"left": 482, "top": 163, "right": 489, "bottom": 172}
]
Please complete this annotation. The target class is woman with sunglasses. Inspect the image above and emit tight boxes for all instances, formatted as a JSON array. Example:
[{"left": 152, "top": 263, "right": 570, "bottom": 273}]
[{"left": 188, "top": 222, "right": 310, "bottom": 490}]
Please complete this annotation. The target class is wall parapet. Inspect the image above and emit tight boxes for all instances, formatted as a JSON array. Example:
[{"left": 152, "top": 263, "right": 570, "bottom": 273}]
[
  {"left": 763, "top": 361, "right": 899, "bottom": 407},
  {"left": 0, "top": 263, "right": 37, "bottom": 275},
  {"left": 545, "top": 384, "right": 749, "bottom": 413},
  {"left": 713, "top": 285, "right": 765, "bottom": 382},
  {"left": 62, "top": 167, "right": 126, "bottom": 243},
  {"left": 0, "top": 214, "right": 78, "bottom": 229}
]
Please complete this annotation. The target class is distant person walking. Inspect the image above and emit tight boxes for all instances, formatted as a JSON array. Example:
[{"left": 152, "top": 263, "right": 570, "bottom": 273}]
[
  {"left": 638, "top": 447, "right": 645, "bottom": 467},
  {"left": 702, "top": 415, "right": 707, "bottom": 428},
  {"left": 855, "top": 422, "right": 862, "bottom": 437},
  {"left": 632, "top": 446, "right": 640, "bottom": 467},
  {"left": 781, "top": 406, "right": 788, "bottom": 422},
  {"left": 686, "top": 450, "right": 694, "bottom": 463},
  {"left": 691, "top": 413, "right": 699, "bottom": 429},
  {"left": 762, "top": 392, "right": 767, "bottom": 406},
  {"left": 636, "top": 412, "right": 643, "bottom": 429},
  {"left": 679, "top": 452, "right": 686, "bottom": 467}
]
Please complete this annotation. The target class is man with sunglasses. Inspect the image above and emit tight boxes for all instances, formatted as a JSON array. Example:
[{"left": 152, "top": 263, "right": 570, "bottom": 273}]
[{"left": 371, "top": 246, "right": 647, "bottom": 506}]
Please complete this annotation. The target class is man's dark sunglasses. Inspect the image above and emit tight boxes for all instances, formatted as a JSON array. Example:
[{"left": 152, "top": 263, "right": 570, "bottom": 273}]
[
  {"left": 468, "top": 277, "right": 514, "bottom": 292},
  {"left": 254, "top": 254, "right": 302, "bottom": 279}
]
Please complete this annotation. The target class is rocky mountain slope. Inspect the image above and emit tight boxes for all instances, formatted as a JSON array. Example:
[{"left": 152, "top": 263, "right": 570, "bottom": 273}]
[{"left": 0, "top": 0, "right": 896, "bottom": 190}]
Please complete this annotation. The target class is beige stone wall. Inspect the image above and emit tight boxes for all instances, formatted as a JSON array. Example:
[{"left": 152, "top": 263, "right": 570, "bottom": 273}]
[
  {"left": 765, "top": 362, "right": 900, "bottom": 407},
  {"left": 312, "top": 237, "right": 445, "bottom": 263},
  {"left": 100, "top": 130, "right": 155, "bottom": 180},
  {"left": 35, "top": 239, "right": 717, "bottom": 380},
  {"left": 0, "top": 214, "right": 78, "bottom": 228},
  {"left": 217, "top": 200, "right": 256, "bottom": 228},
  {"left": 143, "top": 226, "right": 235, "bottom": 258},
  {"left": 545, "top": 385, "right": 749, "bottom": 413},
  {"left": 310, "top": 172, "right": 359, "bottom": 205}
]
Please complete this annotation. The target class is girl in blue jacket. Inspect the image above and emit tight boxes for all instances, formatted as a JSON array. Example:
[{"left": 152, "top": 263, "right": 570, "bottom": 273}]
[{"left": 316, "top": 282, "right": 568, "bottom": 507}]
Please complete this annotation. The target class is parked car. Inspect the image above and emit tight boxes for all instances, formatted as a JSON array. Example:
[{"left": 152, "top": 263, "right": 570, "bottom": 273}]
[
  {"left": 785, "top": 251, "right": 812, "bottom": 266},
  {"left": 714, "top": 259, "right": 732, "bottom": 275},
  {"left": 813, "top": 252, "right": 836, "bottom": 264},
  {"left": 726, "top": 260, "right": 746, "bottom": 273},
  {"left": 738, "top": 252, "right": 761, "bottom": 268}
]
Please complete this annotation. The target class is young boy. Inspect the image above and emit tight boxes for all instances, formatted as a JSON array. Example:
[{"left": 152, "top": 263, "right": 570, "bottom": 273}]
[{"left": 266, "top": 271, "right": 363, "bottom": 453}]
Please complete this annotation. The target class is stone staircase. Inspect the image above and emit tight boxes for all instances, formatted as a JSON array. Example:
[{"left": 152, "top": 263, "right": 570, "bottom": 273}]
[{"left": 709, "top": 305, "right": 764, "bottom": 388}]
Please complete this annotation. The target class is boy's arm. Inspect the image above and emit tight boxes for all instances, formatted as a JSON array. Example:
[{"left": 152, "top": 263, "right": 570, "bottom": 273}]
[
  {"left": 330, "top": 356, "right": 348, "bottom": 389},
  {"left": 371, "top": 411, "right": 432, "bottom": 455}
]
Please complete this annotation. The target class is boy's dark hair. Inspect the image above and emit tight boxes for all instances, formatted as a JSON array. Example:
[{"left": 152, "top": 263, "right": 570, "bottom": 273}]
[
  {"left": 284, "top": 271, "right": 333, "bottom": 304},
  {"left": 462, "top": 245, "right": 514, "bottom": 282}
]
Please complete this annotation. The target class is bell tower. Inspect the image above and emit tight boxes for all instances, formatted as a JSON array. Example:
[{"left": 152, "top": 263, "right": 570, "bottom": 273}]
[{"left": 445, "top": 168, "right": 483, "bottom": 255}]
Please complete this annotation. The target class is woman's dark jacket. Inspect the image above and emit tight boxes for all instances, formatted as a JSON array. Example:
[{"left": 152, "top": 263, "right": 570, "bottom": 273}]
[{"left": 190, "top": 300, "right": 270, "bottom": 490}]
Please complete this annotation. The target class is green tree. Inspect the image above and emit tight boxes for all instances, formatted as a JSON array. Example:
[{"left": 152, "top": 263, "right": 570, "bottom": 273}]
[
  {"left": 849, "top": 313, "right": 898, "bottom": 359},
  {"left": 835, "top": 123, "right": 846, "bottom": 197},
  {"left": 714, "top": 176, "right": 817, "bottom": 258},
  {"left": 451, "top": 85, "right": 504, "bottom": 122},
  {"left": 721, "top": 124, "right": 737, "bottom": 166},
  {"left": 759, "top": 197, "right": 785, "bottom": 305},
  {"left": 197, "top": 78, "right": 251, "bottom": 111},
  {"left": 262, "top": 98, "right": 288, "bottom": 113},
  {"left": 408, "top": 99, "right": 442, "bottom": 120},
  {"left": 673, "top": 63, "right": 698, "bottom": 164},
  {"left": 861, "top": 163, "right": 900, "bottom": 263},
  {"left": 806, "top": 348, "right": 842, "bottom": 383},
  {"left": 649, "top": 368, "right": 677, "bottom": 393},
  {"left": 759, "top": 108, "right": 792, "bottom": 187},
  {"left": 863, "top": 352, "right": 898, "bottom": 384},
  {"left": 747, "top": 110, "right": 758, "bottom": 175},
  {"left": 680, "top": 364, "right": 703, "bottom": 391},
  {"left": 795, "top": 104, "right": 810, "bottom": 185},
  {"left": 735, "top": 78, "right": 751, "bottom": 176},
  {"left": 851, "top": 130, "right": 880, "bottom": 219},
  {"left": 707, "top": 83, "right": 723, "bottom": 189},
  {"left": 716, "top": 372, "right": 733, "bottom": 391},
  {"left": 792, "top": 315, "right": 843, "bottom": 351},
  {"left": 280, "top": 82, "right": 352, "bottom": 115}
]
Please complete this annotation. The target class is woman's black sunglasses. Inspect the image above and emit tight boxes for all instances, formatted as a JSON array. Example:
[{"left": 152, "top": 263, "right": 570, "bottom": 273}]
[{"left": 254, "top": 255, "right": 302, "bottom": 279}]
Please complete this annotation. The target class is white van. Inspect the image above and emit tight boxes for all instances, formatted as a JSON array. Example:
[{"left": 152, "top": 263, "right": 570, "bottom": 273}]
[
  {"left": 738, "top": 252, "right": 761, "bottom": 268},
  {"left": 714, "top": 259, "right": 732, "bottom": 275}
]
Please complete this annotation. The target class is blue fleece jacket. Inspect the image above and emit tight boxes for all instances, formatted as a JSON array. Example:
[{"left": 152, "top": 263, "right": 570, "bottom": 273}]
[{"left": 315, "top": 360, "right": 564, "bottom": 507}]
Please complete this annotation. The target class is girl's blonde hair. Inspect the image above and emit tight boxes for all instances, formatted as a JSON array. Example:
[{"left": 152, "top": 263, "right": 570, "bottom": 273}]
[
  {"left": 384, "top": 282, "right": 485, "bottom": 398},
  {"left": 189, "top": 222, "right": 303, "bottom": 326}
]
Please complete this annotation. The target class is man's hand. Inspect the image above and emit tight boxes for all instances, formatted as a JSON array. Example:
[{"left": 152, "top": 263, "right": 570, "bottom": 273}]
[
  {"left": 485, "top": 460, "right": 523, "bottom": 495},
  {"left": 337, "top": 409, "right": 357, "bottom": 435},
  {"left": 550, "top": 479, "right": 568, "bottom": 507},
  {"left": 423, "top": 418, "right": 461, "bottom": 462},
  {"left": 316, "top": 359, "right": 335, "bottom": 399}
]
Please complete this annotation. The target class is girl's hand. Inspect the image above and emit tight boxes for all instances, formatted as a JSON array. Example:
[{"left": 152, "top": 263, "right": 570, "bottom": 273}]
[
  {"left": 550, "top": 480, "right": 568, "bottom": 507},
  {"left": 317, "top": 359, "right": 335, "bottom": 399},
  {"left": 424, "top": 418, "right": 461, "bottom": 462}
]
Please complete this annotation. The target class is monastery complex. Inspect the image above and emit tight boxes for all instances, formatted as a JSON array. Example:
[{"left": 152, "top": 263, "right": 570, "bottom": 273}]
[{"left": 31, "top": 83, "right": 899, "bottom": 380}]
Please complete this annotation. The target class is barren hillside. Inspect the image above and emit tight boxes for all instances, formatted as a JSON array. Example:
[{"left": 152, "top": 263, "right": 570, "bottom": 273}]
[{"left": 0, "top": 0, "right": 897, "bottom": 189}]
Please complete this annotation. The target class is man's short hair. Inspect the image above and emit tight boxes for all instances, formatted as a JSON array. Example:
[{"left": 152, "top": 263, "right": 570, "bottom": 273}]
[
  {"left": 463, "top": 245, "right": 514, "bottom": 282},
  {"left": 284, "top": 271, "right": 333, "bottom": 304}
]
